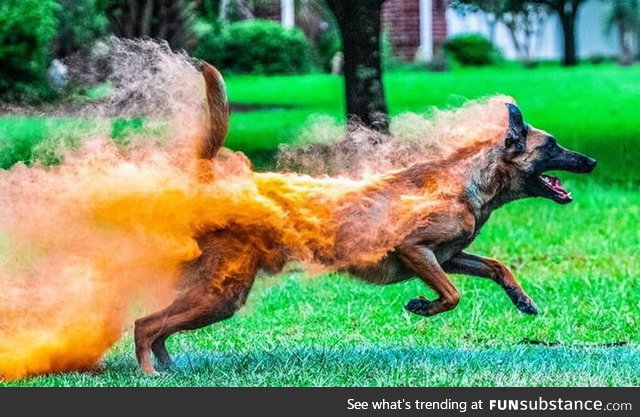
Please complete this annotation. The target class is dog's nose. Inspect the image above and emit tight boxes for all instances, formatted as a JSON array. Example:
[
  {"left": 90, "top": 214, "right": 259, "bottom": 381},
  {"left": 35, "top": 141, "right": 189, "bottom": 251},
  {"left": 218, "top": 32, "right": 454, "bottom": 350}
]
[{"left": 584, "top": 157, "right": 597, "bottom": 173}]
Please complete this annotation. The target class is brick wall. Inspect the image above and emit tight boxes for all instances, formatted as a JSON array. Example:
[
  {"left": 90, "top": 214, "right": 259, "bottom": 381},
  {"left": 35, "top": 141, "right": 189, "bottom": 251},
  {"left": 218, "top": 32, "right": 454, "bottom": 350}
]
[
  {"left": 255, "top": 0, "right": 450, "bottom": 62},
  {"left": 432, "top": 0, "right": 448, "bottom": 44},
  {"left": 254, "top": 3, "right": 280, "bottom": 21},
  {"left": 383, "top": 0, "right": 449, "bottom": 61},
  {"left": 382, "top": 0, "right": 421, "bottom": 61}
]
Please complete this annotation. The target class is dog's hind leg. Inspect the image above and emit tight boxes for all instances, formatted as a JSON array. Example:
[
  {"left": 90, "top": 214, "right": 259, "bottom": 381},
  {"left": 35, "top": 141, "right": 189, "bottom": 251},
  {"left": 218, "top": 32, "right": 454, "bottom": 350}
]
[
  {"left": 442, "top": 251, "right": 538, "bottom": 315},
  {"left": 135, "top": 286, "right": 233, "bottom": 375},
  {"left": 135, "top": 275, "right": 255, "bottom": 375},
  {"left": 134, "top": 228, "right": 265, "bottom": 375},
  {"left": 396, "top": 243, "right": 460, "bottom": 317},
  {"left": 151, "top": 335, "right": 172, "bottom": 371}
]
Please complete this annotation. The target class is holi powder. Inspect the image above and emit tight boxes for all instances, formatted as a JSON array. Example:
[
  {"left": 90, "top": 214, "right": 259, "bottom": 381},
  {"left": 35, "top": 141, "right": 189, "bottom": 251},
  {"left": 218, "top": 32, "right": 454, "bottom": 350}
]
[{"left": 0, "top": 39, "right": 513, "bottom": 381}]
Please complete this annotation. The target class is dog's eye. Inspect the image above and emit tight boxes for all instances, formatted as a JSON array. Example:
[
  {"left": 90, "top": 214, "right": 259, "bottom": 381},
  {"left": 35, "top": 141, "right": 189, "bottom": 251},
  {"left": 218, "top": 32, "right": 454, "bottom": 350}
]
[{"left": 544, "top": 136, "right": 558, "bottom": 150}]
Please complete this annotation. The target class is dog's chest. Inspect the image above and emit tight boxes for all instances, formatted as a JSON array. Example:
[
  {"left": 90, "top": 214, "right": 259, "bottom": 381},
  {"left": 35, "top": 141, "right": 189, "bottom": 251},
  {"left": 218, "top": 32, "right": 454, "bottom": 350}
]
[{"left": 422, "top": 208, "right": 479, "bottom": 264}]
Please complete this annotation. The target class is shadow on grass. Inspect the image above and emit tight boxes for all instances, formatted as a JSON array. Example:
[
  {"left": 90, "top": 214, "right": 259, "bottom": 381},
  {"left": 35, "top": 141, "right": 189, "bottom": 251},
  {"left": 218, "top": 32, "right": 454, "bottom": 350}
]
[{"left": 98, "top": 344, "right": 640, "bottom": 387}]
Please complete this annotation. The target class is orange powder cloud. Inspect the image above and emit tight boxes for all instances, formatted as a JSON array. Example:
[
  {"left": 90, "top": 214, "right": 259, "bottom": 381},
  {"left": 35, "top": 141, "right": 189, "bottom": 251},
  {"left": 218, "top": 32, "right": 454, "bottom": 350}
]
[{"left": 0, "top": 40, "right": 512, "bottom": 381}]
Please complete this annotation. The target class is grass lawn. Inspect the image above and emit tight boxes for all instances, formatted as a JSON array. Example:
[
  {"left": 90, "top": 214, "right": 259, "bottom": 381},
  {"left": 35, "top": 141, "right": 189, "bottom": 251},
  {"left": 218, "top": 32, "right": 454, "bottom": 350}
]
[
  {"left": 224, "top": 64, "right": 640, "bottom": 180},
  {"left": 1, "top": 64, "right": 639, "bottom": 386}
]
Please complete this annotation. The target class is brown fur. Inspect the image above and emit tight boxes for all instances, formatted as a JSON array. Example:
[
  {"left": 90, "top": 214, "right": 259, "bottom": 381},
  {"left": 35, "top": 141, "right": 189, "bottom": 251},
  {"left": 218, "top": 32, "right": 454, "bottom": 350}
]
[
  {"left": 195, "top": 63, "right": 229, "bottom": 182},
  {"left": 134, "top": 63, "right": 596, "bottom": 375}
]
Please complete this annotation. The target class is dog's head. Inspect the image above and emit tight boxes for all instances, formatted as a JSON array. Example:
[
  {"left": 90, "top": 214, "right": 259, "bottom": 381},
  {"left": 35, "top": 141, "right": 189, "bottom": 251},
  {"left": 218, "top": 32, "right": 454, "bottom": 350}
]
[{"left": 501, "top": 103, "right": 596, "bottom": 204}]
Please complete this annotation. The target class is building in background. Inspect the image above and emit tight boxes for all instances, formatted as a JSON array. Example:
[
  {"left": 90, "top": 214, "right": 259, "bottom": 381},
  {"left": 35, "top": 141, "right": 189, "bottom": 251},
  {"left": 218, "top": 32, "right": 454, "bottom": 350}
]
[
  {"left": 447, "top": 0, "right": 618, "bottom": 61},
  {"left": 257, "top": 0, "right": 619, "bottom": 62},
  {"left": 382, "top": 0, "right": 448, "bottom": 62}
]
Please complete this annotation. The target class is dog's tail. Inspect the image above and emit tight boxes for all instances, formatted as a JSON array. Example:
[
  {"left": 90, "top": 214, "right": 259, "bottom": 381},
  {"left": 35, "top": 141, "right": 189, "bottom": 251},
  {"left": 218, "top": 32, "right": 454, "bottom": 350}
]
[{"left": 196, "top": 61, "right": 229, "bottom": 180}]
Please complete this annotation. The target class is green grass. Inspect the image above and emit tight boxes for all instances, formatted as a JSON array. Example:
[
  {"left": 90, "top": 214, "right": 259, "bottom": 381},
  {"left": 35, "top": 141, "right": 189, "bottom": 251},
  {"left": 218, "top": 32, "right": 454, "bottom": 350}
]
[
  {"left": 0, "top": 116, "right": 160, "bottom": 168},
  {"left": 1, "top": 64, "right": 639, "bottom": 386},
  {"left": 224, "top": 64, "right": 640, "bottom": 181}
]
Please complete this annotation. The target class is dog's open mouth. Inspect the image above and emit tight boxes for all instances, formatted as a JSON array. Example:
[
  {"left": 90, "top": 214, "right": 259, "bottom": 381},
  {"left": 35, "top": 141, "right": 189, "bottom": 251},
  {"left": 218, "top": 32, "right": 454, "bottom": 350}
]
[{"left": 538, "top": 174, "right": 572, "bottom": 203}]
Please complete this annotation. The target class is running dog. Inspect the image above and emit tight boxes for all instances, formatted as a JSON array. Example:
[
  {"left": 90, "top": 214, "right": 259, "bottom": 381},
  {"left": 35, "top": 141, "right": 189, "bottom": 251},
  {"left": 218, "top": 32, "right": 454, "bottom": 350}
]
[{"left": 134, "top": 63, "right": 596, "bottom": 375}]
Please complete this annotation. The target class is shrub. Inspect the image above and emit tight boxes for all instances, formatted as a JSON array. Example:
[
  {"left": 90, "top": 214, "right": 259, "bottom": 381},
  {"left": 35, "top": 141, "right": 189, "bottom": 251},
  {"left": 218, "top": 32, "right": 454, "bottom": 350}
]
[
  {"left": 196, "top": 0, "right": 221, "bottom": 21},
  {"left": 444, "top": 33, "right": 502, "bottom": 66},
  {"left": 315, "top": 24, "right": 342, "bottom": 71},
  {"left": 587, "top": 54, "right": 612, "bottom": 65},
  {"left": 194, "top": 19, "right": 225, "bottom": 64},
  {"left": 105, "top": 0, "right": 196, "bottom": 51},
  {"left": 195, "top": 19, "right": 312, "bottom": 74},
  {"left": 52, "top": 0, "right": 108, "bottom": 58},
  {"left": 0, "top": 0, "right": 59, "bottom": 101},
  {"left": 381, "top": 30, "right": 400, "bottom": 69}
]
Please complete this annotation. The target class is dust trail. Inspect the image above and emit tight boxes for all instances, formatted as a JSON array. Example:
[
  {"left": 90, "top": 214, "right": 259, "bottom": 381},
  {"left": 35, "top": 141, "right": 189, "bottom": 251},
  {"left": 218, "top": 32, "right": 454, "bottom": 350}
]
[
  {"left": 0, "top": 38, "right": 512, "bottom": 381},
  {"left": 277, "top": 97, "right": 513, "bottom": 177},
  {"left": 0, "top": 39, "right": 211, "bottom": 381}
]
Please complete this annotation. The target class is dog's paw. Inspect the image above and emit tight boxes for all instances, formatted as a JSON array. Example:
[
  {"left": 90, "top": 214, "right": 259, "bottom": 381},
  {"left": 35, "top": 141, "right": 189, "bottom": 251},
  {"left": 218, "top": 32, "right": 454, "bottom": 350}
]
[
  {"left": 405, "top": 297, "right": 434, "bottom": 316},
  {"left": 515, "top": 297, "right": 539, "bottom": 315},
  {"left": 155, "top": 361, "right": 174, "bottom": 373},
  {"left": 140, "top": 366, "right": 161, "bottom": 377}
]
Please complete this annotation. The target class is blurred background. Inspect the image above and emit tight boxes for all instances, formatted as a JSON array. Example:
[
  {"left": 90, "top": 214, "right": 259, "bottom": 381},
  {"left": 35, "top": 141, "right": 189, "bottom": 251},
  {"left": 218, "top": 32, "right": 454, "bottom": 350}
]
[
  {"left": 0, "top": 0, "right": 638, "bottom": 260},
  {"left": 0, "top": 0, "right": 640, "bottom": 168},
  {"left": 0, "top": 0, "right": 639, "bottom": 172}
]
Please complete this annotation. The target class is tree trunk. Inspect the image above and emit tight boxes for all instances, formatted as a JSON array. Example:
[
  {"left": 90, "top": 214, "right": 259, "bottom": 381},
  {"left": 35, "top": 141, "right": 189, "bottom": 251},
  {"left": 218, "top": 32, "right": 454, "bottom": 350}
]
[
  {"left": 637, "top": 28, "right": 640, "bottom": 61},
  {"left": 619, "top": 23, "right": 635, "bottom": 65},
  {"left": 487, "top": 17, "right": 498, "bottom": 44},
  {"left": 326, "top": 0, "right": 389, "bottom": 134},
  {"left": 106, "top": 0, "right": 194, "bottom": 51},
  {"left": 558, "top": 11, "right": 577, "bottom": 66}
]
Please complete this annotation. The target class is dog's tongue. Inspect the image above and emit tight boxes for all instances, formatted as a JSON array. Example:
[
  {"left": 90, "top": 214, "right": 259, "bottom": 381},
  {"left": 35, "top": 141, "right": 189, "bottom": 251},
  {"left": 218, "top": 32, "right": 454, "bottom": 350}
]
[
  {"left": 550, "top": 176, "right": 567, "bottom": 193},
  {"left": 543, "top": 175, "right": 570, "bottom": 197}
]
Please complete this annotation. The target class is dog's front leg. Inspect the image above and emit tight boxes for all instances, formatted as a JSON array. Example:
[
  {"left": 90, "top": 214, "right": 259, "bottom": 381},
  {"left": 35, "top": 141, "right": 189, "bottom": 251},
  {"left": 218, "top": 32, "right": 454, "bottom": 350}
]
[
  {"left": 442, "top": 251, "right": 538, "bottom": 315},
  {"left": 396, "top": 243, "right": 460, "bottom": 317}
]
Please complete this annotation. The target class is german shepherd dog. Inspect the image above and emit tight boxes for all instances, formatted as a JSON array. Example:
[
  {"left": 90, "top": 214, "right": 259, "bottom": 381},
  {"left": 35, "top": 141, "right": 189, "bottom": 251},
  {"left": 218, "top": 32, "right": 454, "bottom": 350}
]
[{"left": 134, "top": 63, "right": 597, "bottom": 375}]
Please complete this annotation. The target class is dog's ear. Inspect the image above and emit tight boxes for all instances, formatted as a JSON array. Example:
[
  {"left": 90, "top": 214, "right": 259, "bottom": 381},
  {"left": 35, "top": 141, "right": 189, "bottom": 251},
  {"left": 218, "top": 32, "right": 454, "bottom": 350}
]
[{"left": 504, "top": 103, "right": 527, "bottom": 153}]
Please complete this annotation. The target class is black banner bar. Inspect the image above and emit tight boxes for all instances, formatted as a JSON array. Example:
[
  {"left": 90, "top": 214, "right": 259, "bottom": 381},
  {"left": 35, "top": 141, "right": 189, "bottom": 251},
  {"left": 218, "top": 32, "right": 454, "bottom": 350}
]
[{"left": 0, "top": 388, "right": 637, "bottom": 417}]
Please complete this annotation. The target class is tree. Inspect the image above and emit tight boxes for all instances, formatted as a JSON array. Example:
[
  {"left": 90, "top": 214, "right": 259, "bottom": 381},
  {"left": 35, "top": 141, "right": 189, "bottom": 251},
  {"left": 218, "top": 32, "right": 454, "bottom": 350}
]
[
  {"left": 219, "top": 0, "right": 254, "bottom": 22},
  {"left": 529, "top": 0, "right": 587, "bottom": 66},
  {"left": 195, "top": 0, "right": 222, "bottom": 21},
  {"left": 53, "top": 0, "right": 108, "bottom": 58},
  {"left": 501, "top": 2, "right": 548, "bottom": 65},
  {"left": 325, "top": 0, "right": 389, "bottom": 134},
  {"left": 451, "top": 0, "right": 512, "bottom": 43},
  {"left": 103, "top": 0, "right": 196, "bottom": 51},
  {"left": 0, "top": 0, "right": 59, "bottom": 100},
  {"left": 451, "top": 0, "right": 549, "bottom": 65},
  {"left": 603, "top": 0, "right": 640, "bottom": 65}
]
